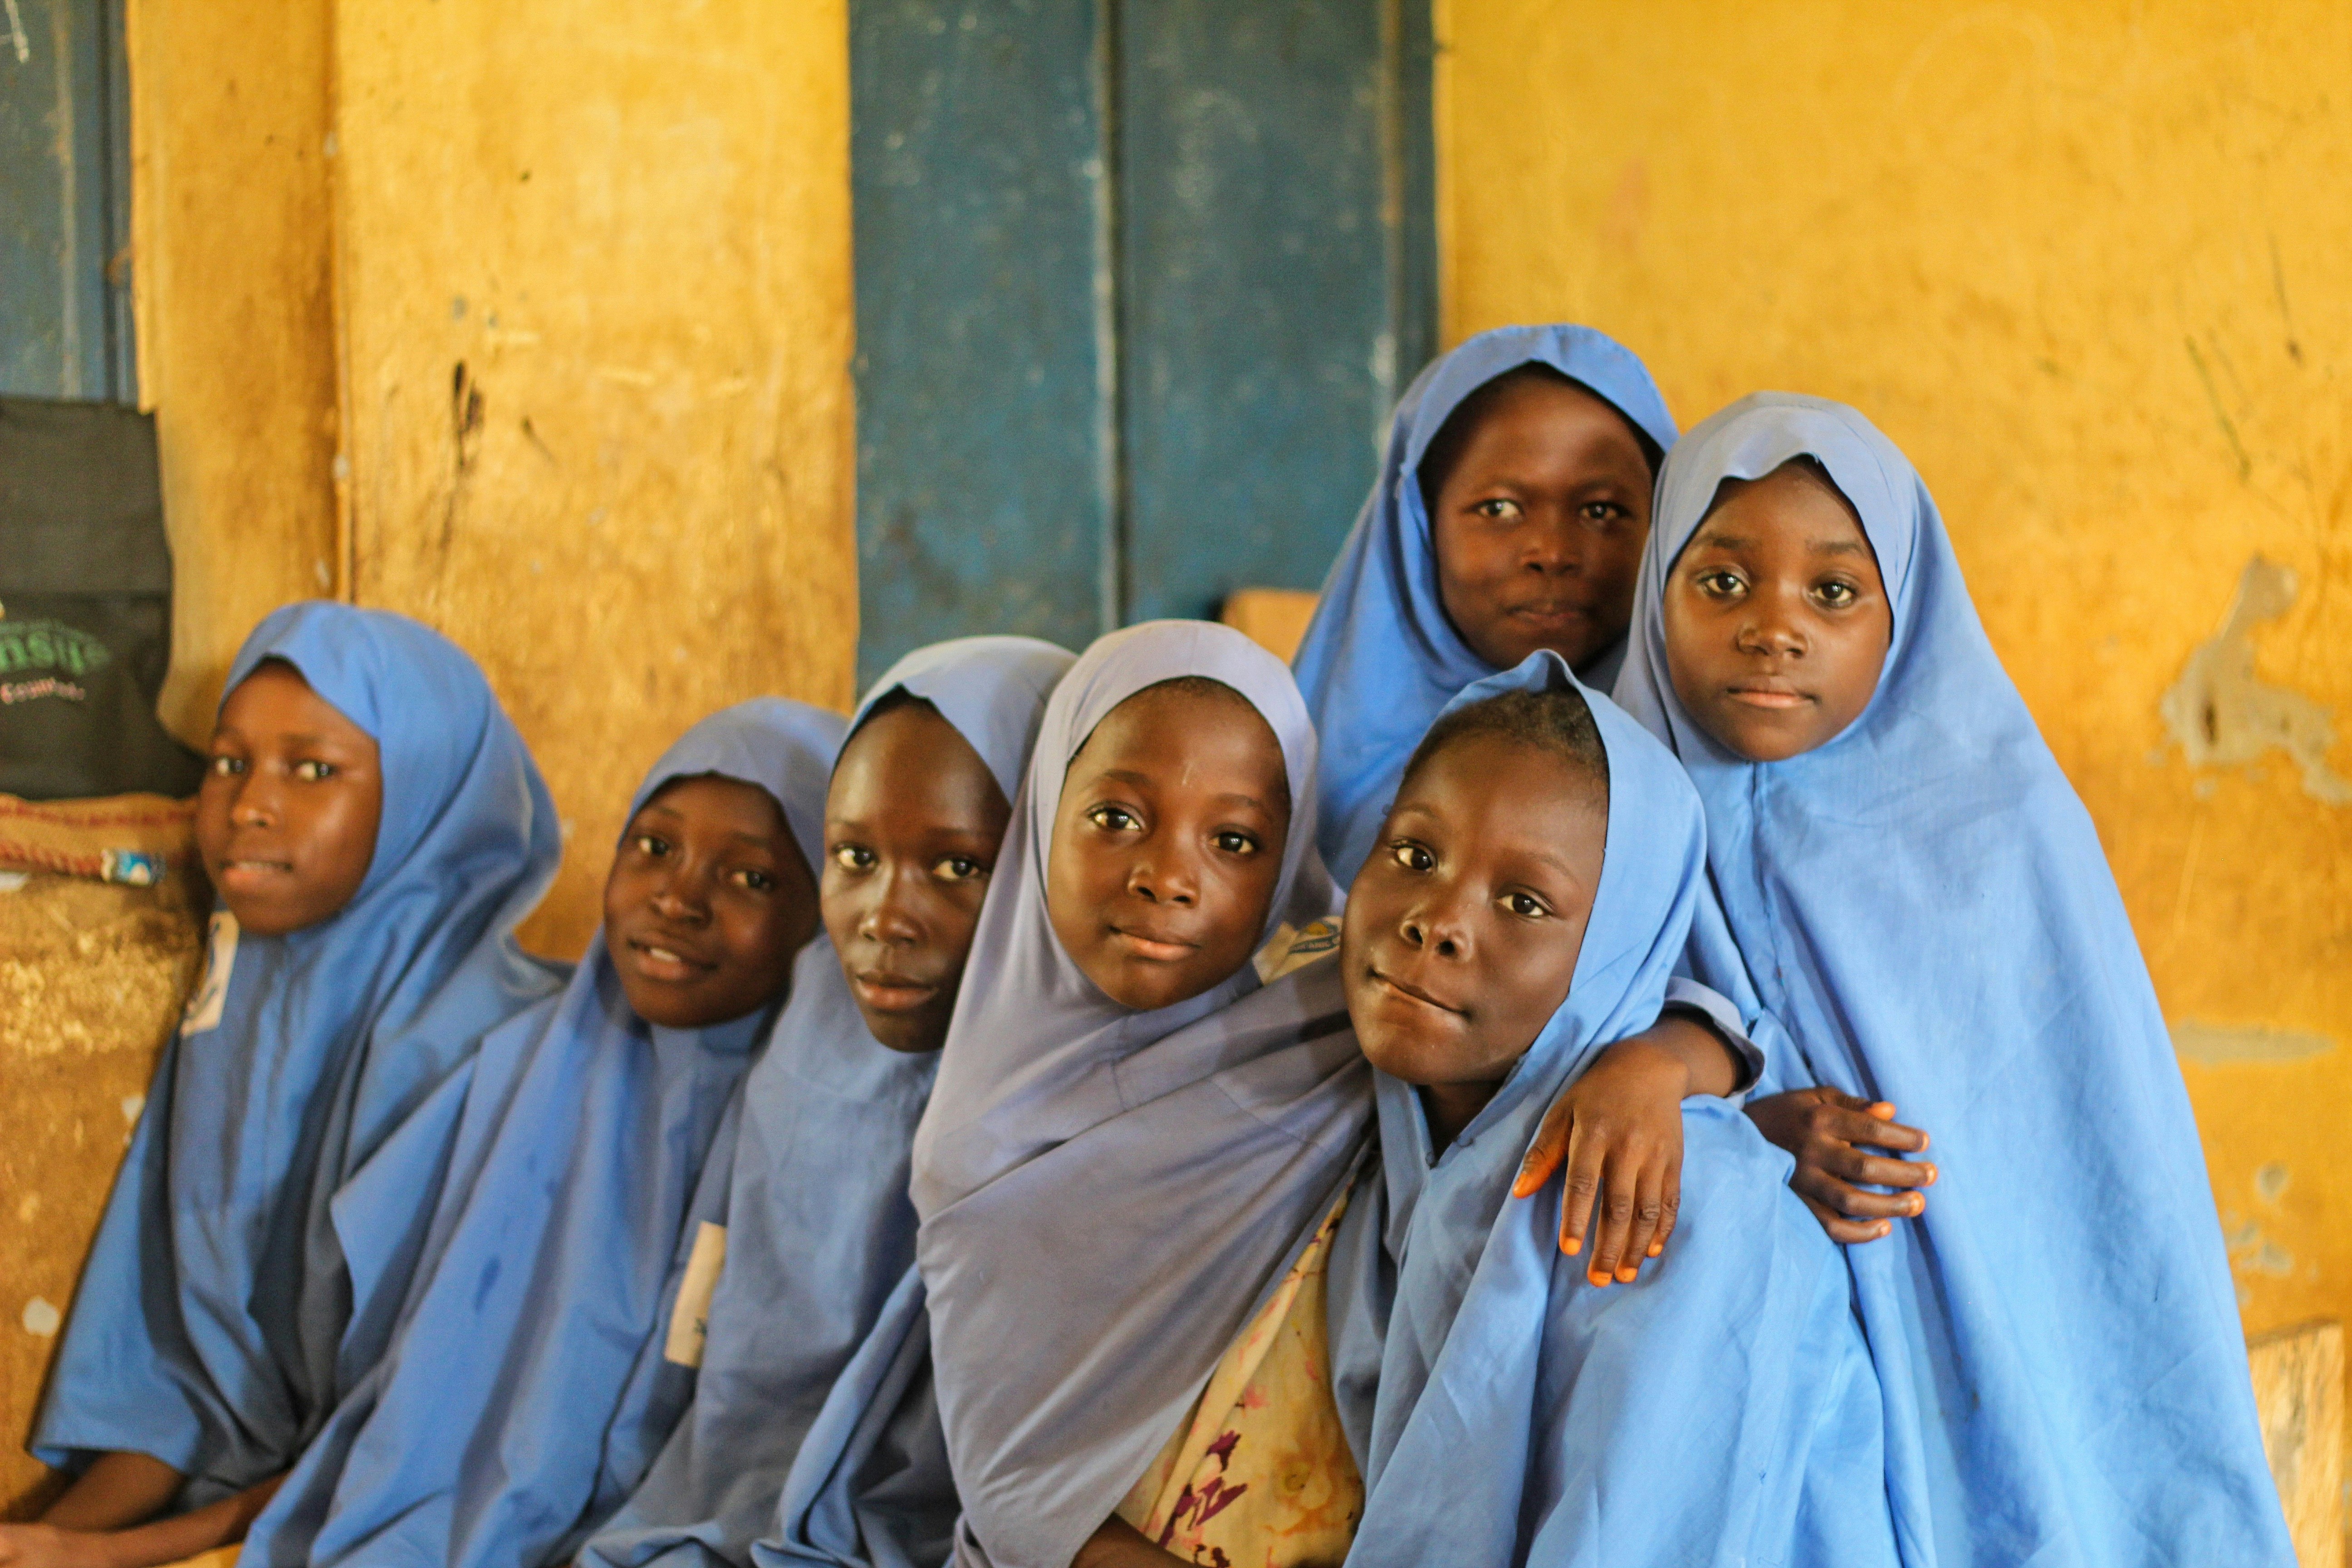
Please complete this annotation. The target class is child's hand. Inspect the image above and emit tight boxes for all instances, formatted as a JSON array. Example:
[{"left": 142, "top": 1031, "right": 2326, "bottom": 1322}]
[
  {"left": 1512, "top": 1035, "right": 1697, "bottom": 1288},
  {"left": 1745, "top": 1088, "right": 1935, "bottom": 1243},
  {"left": 0, "top": 1524, "right": 114, "bottom": 1568}
]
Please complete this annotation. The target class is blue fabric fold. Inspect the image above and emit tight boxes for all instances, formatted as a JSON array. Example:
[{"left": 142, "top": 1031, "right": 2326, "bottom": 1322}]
[
  {"left": 1290, "top": 324, "right": 1678, "bottom": 886},
  {"left": 580, "top": 638, "right": 1073, "bottom": 1568},
  {"left": 239, "top": 698, "right": 845, "bottom": 1568},
  {"left": 1324, "top": 651, "right": 1899, "bottom": 1568},
  {"left": 1611, "top": 392, "right": 2293, "bottom": 1567},
  {"left": 32, "top": 602, "right": 565, "bottom": 1505}
]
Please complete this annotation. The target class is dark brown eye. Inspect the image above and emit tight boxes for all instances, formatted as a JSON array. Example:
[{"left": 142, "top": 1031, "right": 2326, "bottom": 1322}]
[
  {"left": 1816, "top": 581, "right": 1858, "bottom": 608},
  {"left": 935, "top": 856, "right": 986, "bottom": 882},
  {"left": 1211, "top": 829, "right": 1259, "bottom": 856},
  {"left": 734, "top": 867, "right": 776, "bottom": 892},
  {"left": 1087, "top": 804, "right": 1139, "bottom": 833},
  {"left": 634, "top": 834, "right": 670, "bottom": 858},
  {"left": 1504, "top": 892, "right": 1550, "bottom": 919},
  {"left": 831, "top": 843, "right": 875, "bottom": 872},
  {"left": 1389, "top": 840, "right": 1434, "bottom": 873}
]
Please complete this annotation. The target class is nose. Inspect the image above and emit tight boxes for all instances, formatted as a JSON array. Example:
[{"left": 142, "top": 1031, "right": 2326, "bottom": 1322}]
[
  {"left": 229, "top": 771, "right": 282, "bottom": 829},
  {"left": 1398, "top": 891, "right": 1470, "bottom": 960},
  {"left": 1520, "top": 516, "right": 1587, "bottom": 576},
  {"left": 859, "top": 867, "right": 926, "bottom": 946},
  {"left": 1737, "top": 586, "right": 1809, "bottom": 658},
  {"left": 649, "top": 862, "right": 714, "bottom": 926},
  {"left": 1126, "top": 844, "right": 1198, "bottom": 908}
]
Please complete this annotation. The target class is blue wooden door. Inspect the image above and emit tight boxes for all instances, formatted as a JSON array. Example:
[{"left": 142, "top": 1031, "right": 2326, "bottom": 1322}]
[
  {"left": 850, "top": 0, "right": 1434, "bottom": 683},
  {"left": 0, "top": 0, "right": 134, "bottom": 402}
]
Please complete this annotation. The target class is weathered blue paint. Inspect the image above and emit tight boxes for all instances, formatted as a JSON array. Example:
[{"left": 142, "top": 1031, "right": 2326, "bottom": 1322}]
[
  {"left": 849, "top": 0, "right": 1435, "bottom": 684},
  {"left": 1117, "top": 0, "right": 1432, "bottom": 623},
  {"left": 850, "top": 0, "right": 1112, "bottom": 685},
  {"left": 0, "top": 0, "right": 134, "bottom": 402}
]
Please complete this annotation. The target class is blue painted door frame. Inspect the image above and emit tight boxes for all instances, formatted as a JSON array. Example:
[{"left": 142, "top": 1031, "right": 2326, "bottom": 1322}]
[
  {"left": 850, "top": 0, "right": 1435, "bottom": 684},
  {"left": 0, "top": 0, "right": 135, "bottom": 402}
]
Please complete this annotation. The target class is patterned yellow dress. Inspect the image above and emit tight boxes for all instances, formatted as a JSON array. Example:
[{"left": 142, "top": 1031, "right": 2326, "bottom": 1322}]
[{"left": 1114, "top": 1197, "right": 1361, "bottom": 1568}]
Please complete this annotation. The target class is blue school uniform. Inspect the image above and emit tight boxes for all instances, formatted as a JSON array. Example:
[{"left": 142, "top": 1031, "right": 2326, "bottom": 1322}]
[
  {"left": 1323, "top": 652, "right": 1897, "bottom": 1568},
  {"left": 33, "top": 602, "right": 564, "bottom": 1507},
  {"left": 579, "top": 637, "right": 1073, "bottom": 1568},
  {"left": 1613, "top": 394, "right": 2293, "bottom": 1567},
  {"left": 238, "top": 698, "right": 844, "bottom": 1568}
]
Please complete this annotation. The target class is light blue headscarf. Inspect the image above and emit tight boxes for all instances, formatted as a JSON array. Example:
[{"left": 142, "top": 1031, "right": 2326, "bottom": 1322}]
[
  {"left": 1324, "top": 651, "right": 1899, "bottom": 1568},
  {"left": 33, "top": 602, "right": 564, "bottom": 1506},
  {"left": 239, "top": 698, "right": 846, "bottom": 1568},
  {"left": 891, "top": 620, "right": 1343, "bottom": 1568},
  {"left": 1291, "top": 324, "right": 1678, "bottom": 886},
  {"left": 581, "top": 638, "right": 1073, "bottom": 1568},
  {"left": 1612, "top": 393, "right": 2292, "bottom": 1567}
]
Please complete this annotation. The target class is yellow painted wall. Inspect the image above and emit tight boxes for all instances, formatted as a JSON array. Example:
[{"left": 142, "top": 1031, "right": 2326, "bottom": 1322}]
[
  {"left": 332, "top": 0, "right": 859, "bottom": 954},
  {"left": 1436, "top": 0, "right": 2352, "bottom": 1340},
  {"left": 128, "top": 0, "right": 341, "bottom": 744},
  {"left": 122, "top": 0, "right": 858, "bottom": 953}
]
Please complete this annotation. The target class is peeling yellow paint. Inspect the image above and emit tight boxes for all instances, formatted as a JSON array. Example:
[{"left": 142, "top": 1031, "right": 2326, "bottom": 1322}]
[{"left": 2162, "top": 558, "right": 2352, "bottom": 805}]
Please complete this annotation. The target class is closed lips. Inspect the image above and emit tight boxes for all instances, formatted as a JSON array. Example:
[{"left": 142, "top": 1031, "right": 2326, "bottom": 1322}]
[
  {"left": 1370, "top": 966, "right": 1466, "bottom": 1017},
  {"left": 1110, "top": 925, "right": 1196, "bottom": 960}
]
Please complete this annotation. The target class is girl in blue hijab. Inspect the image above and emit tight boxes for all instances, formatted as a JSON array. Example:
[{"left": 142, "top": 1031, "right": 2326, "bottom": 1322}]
[
  {"left": 1291, "top": 323, "right": 1676, "bottom": 887},
  {"left": 1323, "top": 652, "right": 1895, "bottom": 1568},
  {"left": 237, "top": 697, "right": 845, "bottom": 1568},
  {"left": 1613, "top": 393, "right": 2293, "bottom": 1566},
  {"left": 1295, "top": 323, "right": 1764, "bottom": 1285},
  {"left": 579, "top": 637, "right": 1073, "bottom": 1568},
  {"left": 23, "top": 603, "right": 563, "bottom": 1565}
]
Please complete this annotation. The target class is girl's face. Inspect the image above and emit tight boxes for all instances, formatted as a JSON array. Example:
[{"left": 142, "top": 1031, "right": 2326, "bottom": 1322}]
[
  {"left": 196, "top": 660, "right": 385, "bottom": 936},
  {"left": 1046, "top": 681, "right": 1291, "bottom": 1012},
  {"left": 1664, "top": 464, "right": 1893, "bottom": 762},
  {"left": 1343, "top": 731, "right": 1606, "bottom": 1138},
  {"left": 822, "top": 701, "right": 1013, "bottom": 1053},
  {"left": 1429, "top": 376, "right": 1656, "bottom": 674},
  {"left": 604, "top": 774, "right": 819, "bottom": 1029}
]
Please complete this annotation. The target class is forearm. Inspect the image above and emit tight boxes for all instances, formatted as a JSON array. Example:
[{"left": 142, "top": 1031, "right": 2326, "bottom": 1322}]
[
  {"left": 40, "top": 1455, "right": 183, "bottom": 1533},
  {"left": 82, "top": 1475, "right": 283, "bottom": 1568},
  {"left": 1071, "top": 1518, "right": 1190, "bottom": 1568},
  {"left": 1627, "top": 1013, "right": 1742, "bottom": 1100}
]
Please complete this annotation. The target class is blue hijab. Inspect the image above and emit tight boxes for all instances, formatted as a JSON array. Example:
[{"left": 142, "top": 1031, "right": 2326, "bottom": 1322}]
[
  {"left": 581, "top": 638, "right": 1073, "bottom": 1568},
  {"left": 1612, "top": 394, "right": 2292, "bottom": 1567},
  {"left": 1290, "top": 325, "right": 1678, "bottom": 885},
  {"left": 239, "top": 698, "right": 846, "bottom": 1568},
  {"left": 33, "top": 602, "right": 564, "bottom": 1505},
  {"left": 1324, "top": 652, "right": 1898, "bottom": 1568}
]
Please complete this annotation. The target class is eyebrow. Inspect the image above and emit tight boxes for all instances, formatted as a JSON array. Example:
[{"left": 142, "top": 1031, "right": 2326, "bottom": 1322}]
[
  {"left": 639, "top": 801, "right": 781, "bottom": 849},
  {"left": 1092, "top": 766, "right": 1271, "bottom": 814},
  {"left": 1691, "top": 526, "right": 1870, "bottom": 559}
]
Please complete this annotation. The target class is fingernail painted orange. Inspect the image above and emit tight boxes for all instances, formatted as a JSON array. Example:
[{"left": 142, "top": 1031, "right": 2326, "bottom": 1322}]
[
  {"left": 1615, "top": 1266, "right": 1639, "bottom": 1283},
  {"left": 1562, "top": 1236, "right": 1582, "bottom": 1255}
]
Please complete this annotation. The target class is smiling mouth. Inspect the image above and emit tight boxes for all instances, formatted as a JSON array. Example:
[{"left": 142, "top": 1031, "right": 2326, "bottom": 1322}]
[
  {"left": 853, "top": 972, "right": 939, "bottom": 1011},
  {"left": 628, "top": 936, "right": 715, "bottom": 984},
  {"left": 1368, "top": 965, "right": 1467, "bottom": 1018},
  {"left": 1109, "top": 926, "right": 1197, "bottom": 963}
]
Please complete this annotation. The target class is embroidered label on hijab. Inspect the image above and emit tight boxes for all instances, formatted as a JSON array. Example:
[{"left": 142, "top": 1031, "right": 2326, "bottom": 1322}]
[
  {"left": 663, "top": 1221, "right": 728, "bottom": 1368},
  {"left": 1253, "top": 919, "right": 1340, "bottom": 984},
  {"left": 181, "top": 911, "right": 239, "bottom": 1035}
]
